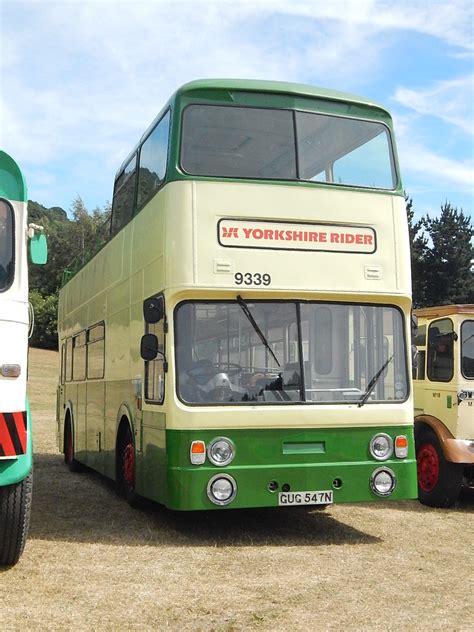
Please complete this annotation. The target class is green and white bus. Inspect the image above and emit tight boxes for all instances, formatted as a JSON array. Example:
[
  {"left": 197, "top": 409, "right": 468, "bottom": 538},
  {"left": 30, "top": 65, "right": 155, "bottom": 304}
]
[
  {"left": 57, "top": 79, "right": 417, "bottom": 510},
  {"left": 0, "top": 150, "right": 47, "bottom": 565}
]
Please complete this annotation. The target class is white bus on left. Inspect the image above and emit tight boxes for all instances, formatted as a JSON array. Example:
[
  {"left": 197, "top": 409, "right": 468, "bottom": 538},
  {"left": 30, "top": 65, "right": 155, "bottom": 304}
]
[{"left": 0, "top": 150, "right": 47, "bottom": 566}]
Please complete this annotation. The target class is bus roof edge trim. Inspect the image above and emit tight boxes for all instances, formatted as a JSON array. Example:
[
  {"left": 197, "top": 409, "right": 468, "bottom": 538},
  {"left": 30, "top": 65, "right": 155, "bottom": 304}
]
[{"left": 176, "top": 78, "right": 390, "bottom": 114}]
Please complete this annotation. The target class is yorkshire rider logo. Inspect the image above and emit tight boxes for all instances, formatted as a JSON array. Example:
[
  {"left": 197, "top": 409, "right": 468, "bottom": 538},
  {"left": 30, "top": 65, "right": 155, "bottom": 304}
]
[{"left": 218, "top": 219, "right": 376, "bottom": 253}]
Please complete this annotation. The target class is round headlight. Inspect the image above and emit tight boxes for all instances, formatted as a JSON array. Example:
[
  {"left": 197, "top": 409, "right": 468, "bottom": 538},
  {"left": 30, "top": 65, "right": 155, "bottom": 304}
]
[
  {"left": 207, "top": 474, "right": 237, "bottom": 505},
  {"left": 369, "top": 433, "right": 393, "bottom": 461},
  {"left": 207, "top": 437, "right": 235, "bottom": 467},
  {"left": 370, "top": 467, "right": 396, "bottom": 497}
]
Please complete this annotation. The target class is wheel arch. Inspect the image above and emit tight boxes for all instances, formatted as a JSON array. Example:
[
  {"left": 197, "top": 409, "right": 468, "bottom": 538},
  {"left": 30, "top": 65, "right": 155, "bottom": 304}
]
[{"left": 414, "top": 415, "right": 466, "bottom": 463}]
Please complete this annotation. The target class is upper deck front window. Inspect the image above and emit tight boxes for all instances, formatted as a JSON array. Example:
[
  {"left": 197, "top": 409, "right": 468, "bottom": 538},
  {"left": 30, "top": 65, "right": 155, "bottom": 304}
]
[
  {"left": 0, "top": 200, "right": 14, "bottom": 291},
  {"left": 181, "top": 104, "right": 396, "bottom": 190}
]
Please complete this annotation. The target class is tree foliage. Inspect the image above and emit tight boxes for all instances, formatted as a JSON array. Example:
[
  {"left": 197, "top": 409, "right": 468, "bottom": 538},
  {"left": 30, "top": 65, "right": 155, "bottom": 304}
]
[
  {"left": 28, "top": 197, "right": 110, "bottom": 349},
  {"left": 406, "top": 198, "right": 473, "bottom": 307}
]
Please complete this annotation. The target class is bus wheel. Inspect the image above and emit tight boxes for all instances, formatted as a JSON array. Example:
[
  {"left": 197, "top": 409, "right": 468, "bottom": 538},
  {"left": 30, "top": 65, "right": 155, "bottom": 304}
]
[
  {"left": 416, "top": 427, "right": 462, "bottom": 507},
  {"left": 119, "top": 428, "right": 140, "bottom": 507},
  {"left": 0, "top": 471, "right": 33, "bottom": 566},
  {"left": 64, "top": 417, "right": 82, "bottom": 473}
]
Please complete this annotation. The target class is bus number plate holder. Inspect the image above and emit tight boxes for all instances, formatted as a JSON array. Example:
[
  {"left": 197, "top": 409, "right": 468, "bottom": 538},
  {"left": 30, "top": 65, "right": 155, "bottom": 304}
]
[{"left": 278, "top": 490, "right": 333, "bottom": 506}]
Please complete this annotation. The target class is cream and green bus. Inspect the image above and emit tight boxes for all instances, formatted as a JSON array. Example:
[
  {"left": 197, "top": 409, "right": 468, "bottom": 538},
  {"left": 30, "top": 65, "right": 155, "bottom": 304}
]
[
  {"left": 413, "top": 304, "right": 474, "bottom": 507},
  {"left": 57, "top": 79, "right": 417, "bottom": 510}
]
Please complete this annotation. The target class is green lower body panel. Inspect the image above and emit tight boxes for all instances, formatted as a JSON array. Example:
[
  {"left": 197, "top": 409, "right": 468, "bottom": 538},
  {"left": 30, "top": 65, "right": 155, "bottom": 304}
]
[
  {"left": 165, "top": 426, "right": 418, "bottom": 510},
  {"left": 0, "top": 400, "right": 33, "bottom": 487}
]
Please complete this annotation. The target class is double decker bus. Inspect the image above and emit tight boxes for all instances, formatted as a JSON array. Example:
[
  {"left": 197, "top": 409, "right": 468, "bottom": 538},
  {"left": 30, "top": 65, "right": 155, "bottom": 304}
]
[
  {"left": 0, "top": 150, "right": 47, "bottom": 565},
  {"left": 413, "top": 305, "right": 474, "bottom": 507},
  {"left": 57, "top": 79, "right": 417, "bottom": 510}
]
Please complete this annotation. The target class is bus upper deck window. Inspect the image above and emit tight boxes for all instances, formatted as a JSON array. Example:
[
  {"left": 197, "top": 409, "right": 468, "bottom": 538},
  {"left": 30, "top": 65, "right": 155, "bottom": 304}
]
[
  {"left": 181, "top": 105, "right": 296, "bottom": 180},
  {"left": 137, "top": 110, "right": 170, "bottom": 211},
  {"left": 111, "top": 154, "right": 137, "bottom": 235},
  {"left": 296, "top": 112, "right": 396, "bottom": 189}
]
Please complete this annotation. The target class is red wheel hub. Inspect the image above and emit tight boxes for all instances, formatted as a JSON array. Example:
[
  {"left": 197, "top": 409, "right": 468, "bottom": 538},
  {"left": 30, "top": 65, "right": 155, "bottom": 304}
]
[
  {"left": 417, "top": 443, "right": 439, "bottom": 492},
  {"left": 123, "top": 441, "right": 135, "bottom": 488}
]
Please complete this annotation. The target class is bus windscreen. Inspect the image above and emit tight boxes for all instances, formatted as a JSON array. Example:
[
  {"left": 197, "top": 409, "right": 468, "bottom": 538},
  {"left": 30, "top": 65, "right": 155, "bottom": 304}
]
[{"left": 175, "top": 301, "right": 407, "bottom": 405}]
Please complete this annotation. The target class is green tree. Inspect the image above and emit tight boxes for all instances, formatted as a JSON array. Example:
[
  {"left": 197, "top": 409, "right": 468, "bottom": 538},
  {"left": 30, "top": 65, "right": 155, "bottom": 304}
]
[
  {"left": 28, "top": 201, "right": 75, "bottom": 296},
  {"left": 28, "top": 197, "right": 111, "bottom": 349},
  {"left": 423, "top": 202, "right": 474, "bottom": 305},
  {"left": 29, "top": 290, "right": 58, "bottom": 349},
  {"left": 405, "top": 194, "right": 429, "bottom": 307}
]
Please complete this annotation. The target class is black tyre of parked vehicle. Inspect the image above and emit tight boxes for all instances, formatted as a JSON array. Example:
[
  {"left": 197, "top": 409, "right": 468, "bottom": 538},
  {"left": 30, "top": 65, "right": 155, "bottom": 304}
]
[
  {"left": 64, "top": 417, "right": 83, "bottom": 472},
  {"left": 0, "top": 470, "right": 33, "bottom": 566},
  {"left": 416, "top": 426, "right": 463, "bottom": 507}
]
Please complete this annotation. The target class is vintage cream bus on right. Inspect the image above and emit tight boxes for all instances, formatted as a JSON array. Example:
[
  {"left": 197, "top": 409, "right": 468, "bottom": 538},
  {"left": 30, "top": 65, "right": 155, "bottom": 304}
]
[{"left": 413, "top": 304, "right": 474, "bottom": 507}]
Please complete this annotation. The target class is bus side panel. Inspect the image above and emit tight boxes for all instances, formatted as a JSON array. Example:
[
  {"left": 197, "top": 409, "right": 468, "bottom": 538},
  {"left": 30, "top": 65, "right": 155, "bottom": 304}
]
[
  {"left": 139, "top": 417, "right": 167, "bottom": 504},
  {"left": 86, "top": 381, "right": 105, "bottom": 473}
]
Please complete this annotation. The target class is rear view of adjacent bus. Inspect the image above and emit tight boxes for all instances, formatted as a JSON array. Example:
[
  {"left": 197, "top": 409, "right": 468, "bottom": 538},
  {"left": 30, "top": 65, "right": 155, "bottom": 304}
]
[
  {"left": 0, "top": 151, "right": 47, "bottom": 565},
  {"left": 57, "top": 80, "right": 418, "bottom": 511}
]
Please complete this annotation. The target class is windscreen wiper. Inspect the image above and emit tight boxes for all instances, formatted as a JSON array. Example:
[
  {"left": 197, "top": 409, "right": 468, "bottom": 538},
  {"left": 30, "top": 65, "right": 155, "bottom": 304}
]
[
  {"left": 236, "top": 295, "right": 280, "bottom": 367},
  {"left": 358, "top": 354, "right": 394, "bottom": 408}
]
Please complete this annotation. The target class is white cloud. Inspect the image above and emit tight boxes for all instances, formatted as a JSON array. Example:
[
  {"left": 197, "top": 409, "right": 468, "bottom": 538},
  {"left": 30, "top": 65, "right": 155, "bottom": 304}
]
[{"left": 393, "top": 75, "right": 474, "bottom": 135}]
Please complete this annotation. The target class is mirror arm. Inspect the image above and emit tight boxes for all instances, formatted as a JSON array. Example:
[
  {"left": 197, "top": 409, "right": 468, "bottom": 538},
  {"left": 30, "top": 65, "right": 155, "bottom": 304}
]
[{"left": 27, "top": 223, "right": 45, "bottom": 239}]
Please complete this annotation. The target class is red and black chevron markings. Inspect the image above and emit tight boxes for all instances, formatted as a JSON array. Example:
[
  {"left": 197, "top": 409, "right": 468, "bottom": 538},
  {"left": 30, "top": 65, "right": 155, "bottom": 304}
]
[{"left": 0, "top": 411, "right": 27, "bottom": 457}]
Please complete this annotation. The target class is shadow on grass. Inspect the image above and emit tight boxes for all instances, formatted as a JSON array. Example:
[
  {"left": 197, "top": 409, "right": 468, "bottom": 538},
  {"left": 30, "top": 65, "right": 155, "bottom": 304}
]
[
  {"left": 29, "top": 452, "right": 381, "bottom": 548},
  {"left": 374, "top": 487, "right": 474, "bottom": 514}
]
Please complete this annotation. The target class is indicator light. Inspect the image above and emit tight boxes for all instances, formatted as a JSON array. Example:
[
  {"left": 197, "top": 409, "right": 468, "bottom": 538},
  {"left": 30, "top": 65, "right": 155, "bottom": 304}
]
[
  {"left": 1, "top": 364, "right": 21, "bottom": 378},
  {"left": 394, "top": 435, "right": 408, "bottom": 458},
  {"left": 190, "top": 440, "right": 206, "bottom": 465}
]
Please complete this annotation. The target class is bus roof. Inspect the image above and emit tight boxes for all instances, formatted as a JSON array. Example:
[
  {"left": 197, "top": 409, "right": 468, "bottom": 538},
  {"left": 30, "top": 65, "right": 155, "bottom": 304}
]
[
  {"left": 176, "top": 78, "right": 390, "bottom": 113},
  {"left": 0, "top": 150, "right": 27, "bottom": 202},
  {"left": 415, "top": 304, "right": 474, "bottom": 318}
]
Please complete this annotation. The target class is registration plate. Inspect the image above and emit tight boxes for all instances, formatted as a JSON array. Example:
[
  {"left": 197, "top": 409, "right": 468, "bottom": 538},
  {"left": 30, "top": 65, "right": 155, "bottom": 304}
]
[{"left": 278, "top": 490, "right": 333, "bottom": 506}]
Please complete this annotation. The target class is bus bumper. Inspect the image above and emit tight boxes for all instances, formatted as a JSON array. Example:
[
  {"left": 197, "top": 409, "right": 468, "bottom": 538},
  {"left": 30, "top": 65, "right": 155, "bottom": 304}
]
[{"left": 165, "top": 427, "right": 418, "bottom": 511}]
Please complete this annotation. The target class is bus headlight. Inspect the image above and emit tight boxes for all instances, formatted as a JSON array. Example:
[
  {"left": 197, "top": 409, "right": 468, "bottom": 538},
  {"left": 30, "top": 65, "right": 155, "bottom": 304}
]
[
  {"left": 207, "top": 437, "right": 235, "bottom": 466},
  {"left": 207, "top": 474, "right": 237, "bottom": 505},
  {"left": 369, "top": 433, "right": 393, "bottom": 461},
  {"left": 370, "top": 467, "right": 396, "bottom": 497}
]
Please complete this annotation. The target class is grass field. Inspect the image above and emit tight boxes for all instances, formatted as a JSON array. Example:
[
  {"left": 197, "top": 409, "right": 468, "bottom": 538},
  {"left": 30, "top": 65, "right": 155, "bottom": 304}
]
[{"left": 0, "top": 348, "right": 472, "bottom": 630}]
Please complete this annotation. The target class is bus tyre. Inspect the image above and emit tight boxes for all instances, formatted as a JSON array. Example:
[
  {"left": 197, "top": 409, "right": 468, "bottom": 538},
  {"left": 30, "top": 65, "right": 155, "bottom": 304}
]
[
  {"left": 416, "top": 427, "right": 463, "bottom": 508},
  {"left": 64, "top": 418, "right": 82, "bottom": 473},
  {"left": 0, "top": 471, "right": 33, "bottom": 566},
  {"left": 119, "top": 428, "right": 141, "bottom": 508}
]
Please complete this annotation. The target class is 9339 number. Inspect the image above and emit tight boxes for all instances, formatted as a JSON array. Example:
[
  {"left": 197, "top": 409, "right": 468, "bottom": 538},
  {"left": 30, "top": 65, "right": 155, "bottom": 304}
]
[{"left": 234, "top": 272, "right": 271, "bottom": 286}]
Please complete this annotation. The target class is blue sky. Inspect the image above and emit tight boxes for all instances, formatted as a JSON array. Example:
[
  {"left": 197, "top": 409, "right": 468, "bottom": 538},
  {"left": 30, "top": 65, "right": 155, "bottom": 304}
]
[{"left": 1, "top": 0, "right": 472, "bottom": 220}]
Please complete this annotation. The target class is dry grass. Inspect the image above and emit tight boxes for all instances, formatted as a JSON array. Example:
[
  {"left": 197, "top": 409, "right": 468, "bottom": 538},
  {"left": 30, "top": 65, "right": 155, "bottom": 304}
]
[{"left": 0, "top": 348, "right": 472, "bottom": 631}]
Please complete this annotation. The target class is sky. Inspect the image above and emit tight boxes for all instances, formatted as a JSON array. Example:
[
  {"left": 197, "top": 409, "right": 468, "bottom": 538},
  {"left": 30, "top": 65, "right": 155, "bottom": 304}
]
[{"left": 1, "top": 0, "right": 473, "bottom": 220}]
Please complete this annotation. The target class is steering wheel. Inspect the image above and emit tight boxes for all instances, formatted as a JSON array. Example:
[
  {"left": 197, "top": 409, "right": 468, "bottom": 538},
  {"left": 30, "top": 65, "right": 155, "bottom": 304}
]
[{"left": 186, "top": 362, "right": 242, "bottom": 382}]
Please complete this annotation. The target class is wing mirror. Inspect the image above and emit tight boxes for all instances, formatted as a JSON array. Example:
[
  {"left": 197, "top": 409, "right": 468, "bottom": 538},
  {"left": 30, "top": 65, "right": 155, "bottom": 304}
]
[{"left": 140, "top": 334, "right": 160, "bottom": 361}]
